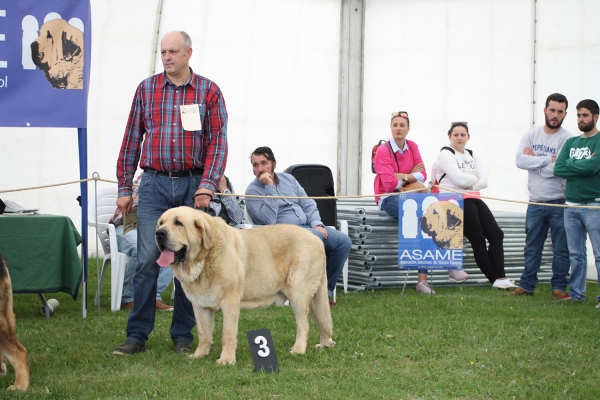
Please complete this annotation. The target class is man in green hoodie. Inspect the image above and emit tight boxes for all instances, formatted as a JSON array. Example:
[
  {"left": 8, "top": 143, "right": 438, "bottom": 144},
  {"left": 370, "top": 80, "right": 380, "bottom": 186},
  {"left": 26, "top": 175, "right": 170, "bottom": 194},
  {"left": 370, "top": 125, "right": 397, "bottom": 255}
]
[{"left": 554, "top": 99, "right": 600, "bottom": 304}]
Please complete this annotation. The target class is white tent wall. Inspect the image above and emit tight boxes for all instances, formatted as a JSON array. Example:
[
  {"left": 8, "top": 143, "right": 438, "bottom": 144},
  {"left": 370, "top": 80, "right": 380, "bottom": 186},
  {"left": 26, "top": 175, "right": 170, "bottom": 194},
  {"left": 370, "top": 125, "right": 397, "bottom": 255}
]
[{"left": 1, "top": 0, "right": 599, "bottom": 266}]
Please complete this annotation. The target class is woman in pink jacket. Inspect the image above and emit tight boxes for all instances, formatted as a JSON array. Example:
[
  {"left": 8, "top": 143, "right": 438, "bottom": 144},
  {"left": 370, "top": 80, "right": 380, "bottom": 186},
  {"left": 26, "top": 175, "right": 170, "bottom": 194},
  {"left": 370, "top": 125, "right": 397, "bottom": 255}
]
[{"left": 374, "top": 111, "right": 469, "bottom": 294}]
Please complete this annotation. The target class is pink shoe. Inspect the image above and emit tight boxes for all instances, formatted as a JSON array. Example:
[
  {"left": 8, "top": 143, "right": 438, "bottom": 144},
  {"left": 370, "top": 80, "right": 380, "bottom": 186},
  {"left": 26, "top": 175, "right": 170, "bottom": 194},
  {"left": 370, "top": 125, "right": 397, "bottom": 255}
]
[
  {"left": 448, "top": 269, "right": 469, "bottom": 283},
  {"left": 416, "top": 281, "right": 436, "bottom": 295}
]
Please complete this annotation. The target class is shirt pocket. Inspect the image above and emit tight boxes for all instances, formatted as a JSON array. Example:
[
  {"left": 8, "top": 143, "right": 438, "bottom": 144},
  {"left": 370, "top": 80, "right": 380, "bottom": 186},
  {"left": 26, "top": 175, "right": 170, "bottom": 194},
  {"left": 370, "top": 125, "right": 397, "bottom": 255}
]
[{"left": 144, "top": 101, "right": 167, "bottom": 131}]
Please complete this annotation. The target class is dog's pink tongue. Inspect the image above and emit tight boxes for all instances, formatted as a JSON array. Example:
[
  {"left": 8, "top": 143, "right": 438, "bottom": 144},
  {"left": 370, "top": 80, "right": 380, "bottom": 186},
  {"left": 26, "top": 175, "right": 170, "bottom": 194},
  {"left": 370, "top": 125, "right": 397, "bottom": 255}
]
[{"left": 157, "top": 249, "right": 175, "bottom": 268}]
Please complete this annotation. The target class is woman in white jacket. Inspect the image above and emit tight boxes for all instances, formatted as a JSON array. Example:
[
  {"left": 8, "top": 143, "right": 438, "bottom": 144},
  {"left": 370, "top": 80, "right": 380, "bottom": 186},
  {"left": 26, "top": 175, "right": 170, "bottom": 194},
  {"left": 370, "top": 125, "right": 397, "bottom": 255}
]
[{"left": 432, "top": 122, "right": 516, "bottom": 289}]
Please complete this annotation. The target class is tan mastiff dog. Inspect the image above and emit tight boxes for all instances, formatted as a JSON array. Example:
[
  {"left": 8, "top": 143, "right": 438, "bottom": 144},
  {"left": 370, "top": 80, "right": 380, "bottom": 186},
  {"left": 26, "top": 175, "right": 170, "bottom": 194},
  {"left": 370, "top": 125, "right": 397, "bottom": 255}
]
[{"left": 155, "top": 206, "right": 335, "bottom": 365}]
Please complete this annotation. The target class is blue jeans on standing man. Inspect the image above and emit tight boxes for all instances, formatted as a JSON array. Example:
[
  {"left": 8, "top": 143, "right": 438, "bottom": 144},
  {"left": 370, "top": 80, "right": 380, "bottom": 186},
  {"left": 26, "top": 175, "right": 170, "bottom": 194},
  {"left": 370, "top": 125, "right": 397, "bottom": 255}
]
[
  {"left": 125, "top": 171, "right": 201, "bottom": 346},
  {"left": 563, "top": 203, "right": 600, "bottom": 302},
  {"left": 519, "top": 200, "right": 570, "bottom": 293}
]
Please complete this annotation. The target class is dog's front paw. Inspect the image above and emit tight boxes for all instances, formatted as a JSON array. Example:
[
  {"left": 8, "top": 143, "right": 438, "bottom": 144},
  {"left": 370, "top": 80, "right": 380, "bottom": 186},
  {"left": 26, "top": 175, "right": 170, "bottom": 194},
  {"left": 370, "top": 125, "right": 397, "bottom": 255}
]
[
  {"left": 216, "top": 356, "right": 236, "bottom": 365},
  {"left": 7, "top": 383, "right": 28, "bottom": 391},
  {"left": 189, "top": 344, "right": 211, "bottom": 359},
  {"left": 7, "top": 384, "right": 27, "bottom": 391},
  {"left": 315, "top": 338, "right": 336, "bottom": 349},
  {"left": 289, "top": 344, "right": 307, "bottom": 355}
]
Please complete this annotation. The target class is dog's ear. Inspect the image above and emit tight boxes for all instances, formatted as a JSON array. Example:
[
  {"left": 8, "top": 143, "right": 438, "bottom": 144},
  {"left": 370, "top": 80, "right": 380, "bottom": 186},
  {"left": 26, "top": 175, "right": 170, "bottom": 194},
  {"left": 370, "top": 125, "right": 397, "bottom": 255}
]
[
  {"left": 62, "top": 30, "right": 81, "bottom": 61},
  {"left": 445, "top": 205, "right": 463, "bottom": 229},
  {"left": 194, "top": 214, "right": 212, "bottom": 250}
]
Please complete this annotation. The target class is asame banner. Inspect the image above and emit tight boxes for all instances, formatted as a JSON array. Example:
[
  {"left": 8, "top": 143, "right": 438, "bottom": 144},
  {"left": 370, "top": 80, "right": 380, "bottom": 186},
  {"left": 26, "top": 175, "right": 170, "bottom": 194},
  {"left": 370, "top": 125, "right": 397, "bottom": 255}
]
[
  {"left": 0, "top": 0, "right": 91, "bottom": 127},
  {"left": 397, "top": 193, "right": 464, "bottom": 270}
]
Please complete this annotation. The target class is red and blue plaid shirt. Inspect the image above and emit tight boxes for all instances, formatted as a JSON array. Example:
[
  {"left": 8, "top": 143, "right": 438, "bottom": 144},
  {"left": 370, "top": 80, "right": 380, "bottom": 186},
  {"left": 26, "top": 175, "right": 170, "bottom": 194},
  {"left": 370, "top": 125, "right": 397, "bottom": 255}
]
[{"left": 116, "top": 69, "right": 228, "bottom": 197}]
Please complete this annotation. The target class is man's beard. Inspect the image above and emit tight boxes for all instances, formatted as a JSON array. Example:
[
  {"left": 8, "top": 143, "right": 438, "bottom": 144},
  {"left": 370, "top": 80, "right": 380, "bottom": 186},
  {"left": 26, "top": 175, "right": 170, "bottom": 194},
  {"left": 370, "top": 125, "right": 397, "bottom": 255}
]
[
  {"left": 579, "top": 120, "right": 595, "bottom": 133},
  {"left": 545, "top": 115, "right": 564, "bottom": 129}
]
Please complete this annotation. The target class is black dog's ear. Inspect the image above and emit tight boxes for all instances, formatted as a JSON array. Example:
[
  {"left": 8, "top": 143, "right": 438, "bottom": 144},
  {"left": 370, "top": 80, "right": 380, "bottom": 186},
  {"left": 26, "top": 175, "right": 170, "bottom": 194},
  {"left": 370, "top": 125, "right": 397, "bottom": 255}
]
[{"left": 62, "top": 31, "right": 81, "bottom": 61}]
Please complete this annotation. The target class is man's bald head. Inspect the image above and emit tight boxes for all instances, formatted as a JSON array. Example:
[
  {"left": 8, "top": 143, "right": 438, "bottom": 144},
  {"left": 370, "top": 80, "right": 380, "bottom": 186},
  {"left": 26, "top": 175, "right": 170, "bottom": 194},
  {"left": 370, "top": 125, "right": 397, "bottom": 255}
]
[{"left": 161, "top": 31, "right": 193, "bottom": 84}]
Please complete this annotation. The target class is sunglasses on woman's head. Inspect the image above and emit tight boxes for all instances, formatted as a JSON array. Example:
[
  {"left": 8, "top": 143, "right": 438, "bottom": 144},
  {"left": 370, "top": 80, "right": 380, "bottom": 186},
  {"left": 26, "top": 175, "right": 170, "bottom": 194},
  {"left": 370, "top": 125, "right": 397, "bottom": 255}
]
[
  {"left": 391, "top": 111, "right": 409, "bottom": 119},
  {"left": 450, "top": 121, "right": 468, "bottom": 127}
]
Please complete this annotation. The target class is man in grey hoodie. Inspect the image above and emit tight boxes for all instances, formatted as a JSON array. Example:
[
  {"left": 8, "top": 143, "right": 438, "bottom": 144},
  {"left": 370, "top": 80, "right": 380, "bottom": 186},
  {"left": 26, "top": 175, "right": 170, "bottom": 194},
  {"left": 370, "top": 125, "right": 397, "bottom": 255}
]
[{"left": 509, "top": 93, "right": 572, "bottom": 299}]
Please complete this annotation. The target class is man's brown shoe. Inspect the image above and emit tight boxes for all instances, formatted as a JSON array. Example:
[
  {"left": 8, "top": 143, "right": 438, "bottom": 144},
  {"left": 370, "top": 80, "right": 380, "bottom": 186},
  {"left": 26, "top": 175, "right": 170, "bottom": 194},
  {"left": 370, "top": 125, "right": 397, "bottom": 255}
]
[
  {"left": 551, "top": 290, "right": 566, "bottom": 301},
  {"left": 156, "top": 300, "right": 174, "bottom": 311},
  {"left": 505, "top": 287, "right": 533, "bottom": 296},
  {"left": 121, "top": 301, "right": 134, "bottom": 309}
]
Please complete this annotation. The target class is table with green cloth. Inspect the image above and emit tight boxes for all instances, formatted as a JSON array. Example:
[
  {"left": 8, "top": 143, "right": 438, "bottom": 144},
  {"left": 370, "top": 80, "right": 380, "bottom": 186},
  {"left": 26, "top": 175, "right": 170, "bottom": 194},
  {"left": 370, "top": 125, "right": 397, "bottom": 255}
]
[{"left": 0, "top": 213, "right": 82, "bottom": 300}]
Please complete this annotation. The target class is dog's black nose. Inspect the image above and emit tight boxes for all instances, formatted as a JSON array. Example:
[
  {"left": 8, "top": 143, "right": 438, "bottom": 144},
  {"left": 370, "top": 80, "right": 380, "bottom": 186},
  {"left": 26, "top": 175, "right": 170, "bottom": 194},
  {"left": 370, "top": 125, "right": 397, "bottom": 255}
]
[{"left": 156, "top": 229, "right": 167, "bottom": 240}]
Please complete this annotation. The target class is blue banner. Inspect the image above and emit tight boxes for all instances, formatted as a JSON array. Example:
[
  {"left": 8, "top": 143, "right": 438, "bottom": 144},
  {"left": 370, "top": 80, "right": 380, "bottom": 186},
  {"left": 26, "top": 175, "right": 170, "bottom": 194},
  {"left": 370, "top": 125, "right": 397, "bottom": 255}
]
[
  {"left": 0, "top": 0, "right": 91, "bottom": 127},
  {"left": 397, "top": 193, "right": 464, "bottom": 270}
]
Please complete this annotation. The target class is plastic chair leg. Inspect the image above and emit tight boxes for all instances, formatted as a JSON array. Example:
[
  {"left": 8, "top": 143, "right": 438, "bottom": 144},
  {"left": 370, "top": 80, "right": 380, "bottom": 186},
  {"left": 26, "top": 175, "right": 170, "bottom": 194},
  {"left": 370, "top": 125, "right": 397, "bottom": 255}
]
[
  {"left": 94, "top": 258, "right": 110, "bottom": 307},
  {"left": 111, "top": 254, "right": 128, "bottom": 312},
  {"left": 338, "top": 220, "right": 349, "bottom": 294}
]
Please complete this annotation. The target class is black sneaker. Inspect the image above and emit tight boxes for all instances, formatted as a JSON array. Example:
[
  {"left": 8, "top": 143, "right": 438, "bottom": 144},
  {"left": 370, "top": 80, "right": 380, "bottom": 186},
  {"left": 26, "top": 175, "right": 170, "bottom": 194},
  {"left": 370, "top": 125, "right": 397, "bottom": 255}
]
[
  {"left": 173, "top": 341, "right": 193, "bottom": 354},
  {"left": 112, "top": 341, "right": 146, "bottom": 355}
]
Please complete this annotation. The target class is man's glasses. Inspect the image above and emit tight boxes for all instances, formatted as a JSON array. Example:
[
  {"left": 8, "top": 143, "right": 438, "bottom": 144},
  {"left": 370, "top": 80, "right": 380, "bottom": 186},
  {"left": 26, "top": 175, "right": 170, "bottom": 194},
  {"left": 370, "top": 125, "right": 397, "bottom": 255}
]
[
  {"left": 450, "top": 121, "right": 468, "bottom": 127},
  {"left": 391, "top": 111, "right": 409, "bottom": 119}
]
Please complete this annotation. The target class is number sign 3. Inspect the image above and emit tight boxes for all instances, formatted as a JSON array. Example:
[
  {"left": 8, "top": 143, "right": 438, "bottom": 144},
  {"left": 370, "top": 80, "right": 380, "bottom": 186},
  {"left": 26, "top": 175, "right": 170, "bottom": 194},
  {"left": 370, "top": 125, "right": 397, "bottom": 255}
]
[{"left": 246, "top": 329, "right": 279, "bottom": 372}]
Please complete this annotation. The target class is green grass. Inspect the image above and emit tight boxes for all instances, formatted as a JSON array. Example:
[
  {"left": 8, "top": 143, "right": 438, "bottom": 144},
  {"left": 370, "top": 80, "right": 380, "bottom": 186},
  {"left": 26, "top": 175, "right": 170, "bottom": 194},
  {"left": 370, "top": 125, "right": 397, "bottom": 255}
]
[{"left": 4, "top": 261, "right": 600, "bottom": 399}]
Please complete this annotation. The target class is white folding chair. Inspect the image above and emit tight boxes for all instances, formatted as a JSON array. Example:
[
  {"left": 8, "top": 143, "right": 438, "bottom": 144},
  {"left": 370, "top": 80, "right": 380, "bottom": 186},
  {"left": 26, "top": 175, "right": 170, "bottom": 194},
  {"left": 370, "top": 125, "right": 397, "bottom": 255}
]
[
  {"left": 89, "top": 186, "right": 129, "bottom": 311},
  {"left": 88, "top": 187, "right": 116, "bottom": 275},
  {"left": 106, "top": 224, "right": 129, "bottom": 311}
]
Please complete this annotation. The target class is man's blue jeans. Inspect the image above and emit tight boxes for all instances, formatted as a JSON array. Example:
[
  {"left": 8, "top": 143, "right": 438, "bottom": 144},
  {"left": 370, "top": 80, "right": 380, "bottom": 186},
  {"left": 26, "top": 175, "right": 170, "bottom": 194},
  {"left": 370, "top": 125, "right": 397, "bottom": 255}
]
[
  {"left": 519, "top": 200, "right": 570, "bottom": 293},
  {"left": 115, "top": 225, "right": 174, "bottom": 303},
  {"left": 306, "top": 226, "right": 351, "bottom": 295},
  {"left": 564, "top": 203, "right": 600, "bottom": 302},
  {"left": 125, "top": 172, "right": 201, "bottom": 346}
]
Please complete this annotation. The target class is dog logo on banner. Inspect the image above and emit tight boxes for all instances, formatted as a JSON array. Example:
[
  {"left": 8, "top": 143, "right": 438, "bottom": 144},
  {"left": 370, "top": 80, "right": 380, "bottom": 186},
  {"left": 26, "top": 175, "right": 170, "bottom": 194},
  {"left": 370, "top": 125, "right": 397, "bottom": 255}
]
[
  {"left": 29, "top": 16, "right": 84, "bottom": 89},
  {"left": 0, "top": 0, "right": 91, "bottom": 127},
  {"left": 397, "top": 193, "right": 464, "bottom": 270}
]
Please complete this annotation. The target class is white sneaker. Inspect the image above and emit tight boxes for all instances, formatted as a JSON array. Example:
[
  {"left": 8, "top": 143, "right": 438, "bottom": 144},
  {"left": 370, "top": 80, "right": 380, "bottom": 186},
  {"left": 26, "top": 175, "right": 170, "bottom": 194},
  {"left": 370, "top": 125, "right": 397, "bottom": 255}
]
[
  {"left": 416, "top": 281, "right": 436, "bottom": 295},
  {"left": 448, "top": 269, "right": 470, "bottom": 283},
  {"left": 595, "top": 302, "right": 600, "bottom": 309},
  {"left": 492, "top": 279, "right": 518, "bottom": 289}
]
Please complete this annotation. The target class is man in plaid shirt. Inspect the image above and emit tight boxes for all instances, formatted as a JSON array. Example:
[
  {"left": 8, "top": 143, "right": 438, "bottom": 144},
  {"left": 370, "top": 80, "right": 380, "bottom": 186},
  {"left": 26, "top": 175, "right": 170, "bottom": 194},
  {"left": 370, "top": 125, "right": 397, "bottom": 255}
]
[{"left": 113, "top": 31, "right": 228, "bottom": 356}]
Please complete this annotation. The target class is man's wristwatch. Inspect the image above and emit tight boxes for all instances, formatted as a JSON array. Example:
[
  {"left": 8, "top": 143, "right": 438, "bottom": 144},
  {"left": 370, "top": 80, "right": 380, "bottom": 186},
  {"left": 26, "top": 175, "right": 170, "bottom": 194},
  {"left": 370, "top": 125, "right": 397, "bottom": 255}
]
[{"left": 316, "top": 224, "right": 325, "bottom": 228}]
